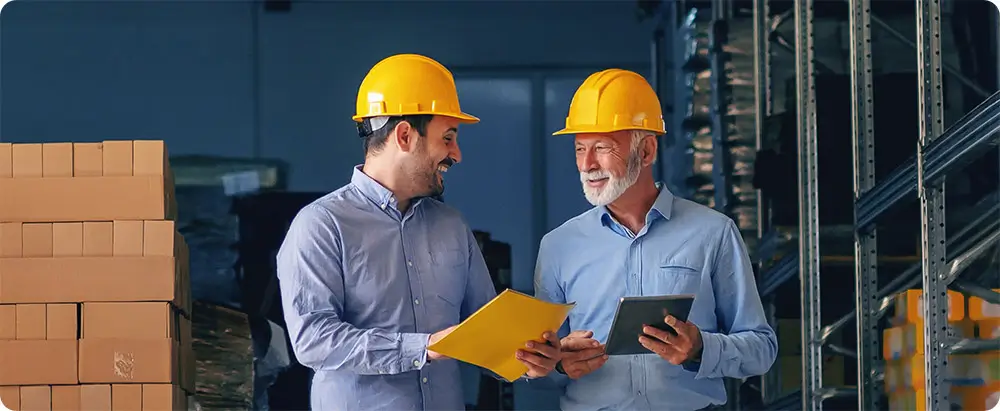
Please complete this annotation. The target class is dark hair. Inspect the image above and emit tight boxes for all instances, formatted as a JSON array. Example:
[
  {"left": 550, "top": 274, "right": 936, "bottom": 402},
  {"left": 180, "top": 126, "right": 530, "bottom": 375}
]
[{"left": 362, "top": 115, "right": 433, "bottom": 156}]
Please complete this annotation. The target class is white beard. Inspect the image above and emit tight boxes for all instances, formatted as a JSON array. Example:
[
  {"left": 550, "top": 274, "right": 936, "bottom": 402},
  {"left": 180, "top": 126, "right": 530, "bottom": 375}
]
[{"left": 579, "top": 150, "right": 642, "bottom": 207}]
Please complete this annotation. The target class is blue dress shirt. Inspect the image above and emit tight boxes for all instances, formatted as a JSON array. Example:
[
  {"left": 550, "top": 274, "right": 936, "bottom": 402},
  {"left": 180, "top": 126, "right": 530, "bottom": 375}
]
[
  {"left": 532, "top": 185, "right": 777, "bottom": 411},
  {"left": 276, "top": 166, "right": 498, "bottom": 410}
]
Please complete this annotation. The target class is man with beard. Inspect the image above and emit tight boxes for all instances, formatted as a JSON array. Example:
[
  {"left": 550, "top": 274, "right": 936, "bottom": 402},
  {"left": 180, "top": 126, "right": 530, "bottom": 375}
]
[
  {"left": 276, "top": 54, "right": 562, "bottom": 411},
  {"left": 532, "top": 69, "right": 777, "bottom": 410}
]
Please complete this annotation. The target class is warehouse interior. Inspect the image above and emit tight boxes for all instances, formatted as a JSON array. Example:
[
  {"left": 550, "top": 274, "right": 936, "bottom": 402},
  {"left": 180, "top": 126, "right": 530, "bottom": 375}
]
[{"left": 0, "top": 0, "right": 998, "bottom": 409}]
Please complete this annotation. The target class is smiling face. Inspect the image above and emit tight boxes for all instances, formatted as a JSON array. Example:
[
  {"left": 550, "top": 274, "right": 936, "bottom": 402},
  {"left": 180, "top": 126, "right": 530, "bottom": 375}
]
[
  {"left": 575, "top": 131, "right": 646, "bottom": 206},
  {"left": 405, "top": 115, "right": 462, "bottom": 198}
]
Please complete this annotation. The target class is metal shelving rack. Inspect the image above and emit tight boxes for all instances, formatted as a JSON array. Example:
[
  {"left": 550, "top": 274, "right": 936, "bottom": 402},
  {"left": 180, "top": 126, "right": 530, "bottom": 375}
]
[{"left": 748, "top": 0, "right": 1000, "bottom": 409}]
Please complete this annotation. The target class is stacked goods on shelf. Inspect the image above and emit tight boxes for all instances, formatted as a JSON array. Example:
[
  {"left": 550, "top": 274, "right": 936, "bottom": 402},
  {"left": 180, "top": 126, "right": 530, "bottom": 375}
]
[
  {"left": 882, "top": 289, "right": 999, "bottom": 409},
  {"left": 0, "top": 140, "right": 194, "bottom": 410},
  {"left": 966, "top": 290, "right": 1000, "bottom": 410}
]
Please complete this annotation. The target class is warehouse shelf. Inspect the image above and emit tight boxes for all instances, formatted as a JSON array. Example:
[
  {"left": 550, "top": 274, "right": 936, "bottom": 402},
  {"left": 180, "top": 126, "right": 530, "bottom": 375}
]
[{"left": 855, "top": 92, "right": 1000, "bottom": 230}]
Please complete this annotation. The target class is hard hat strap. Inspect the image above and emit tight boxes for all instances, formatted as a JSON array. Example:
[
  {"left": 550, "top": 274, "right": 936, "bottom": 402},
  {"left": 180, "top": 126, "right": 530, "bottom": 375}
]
[{"left": 357, "top": 116, "right": 391, "bottom": 139}]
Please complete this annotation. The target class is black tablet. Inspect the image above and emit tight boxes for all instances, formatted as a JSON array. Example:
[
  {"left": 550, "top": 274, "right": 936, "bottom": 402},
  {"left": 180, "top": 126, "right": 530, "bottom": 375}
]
[{"left": 604, "top": 294, "right": 695, "bottom": 356}]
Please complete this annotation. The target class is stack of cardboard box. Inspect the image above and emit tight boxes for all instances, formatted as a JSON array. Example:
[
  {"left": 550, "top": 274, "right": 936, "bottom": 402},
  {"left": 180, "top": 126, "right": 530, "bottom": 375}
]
[
  {"left": 0, "top": 140, "right": 194, "bottom": 410},
  {"left": 882, "top": 289, "right": 999, "bottom": 409}
]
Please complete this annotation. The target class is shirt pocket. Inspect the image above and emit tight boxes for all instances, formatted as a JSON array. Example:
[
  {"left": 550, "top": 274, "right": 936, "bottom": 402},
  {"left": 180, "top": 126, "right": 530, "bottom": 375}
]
[
  {"left": 430, "top": 248, "right": 467, "bottom": 308},
  {"left": 649, "top": 262, "right": 703, "bottom": 296}
]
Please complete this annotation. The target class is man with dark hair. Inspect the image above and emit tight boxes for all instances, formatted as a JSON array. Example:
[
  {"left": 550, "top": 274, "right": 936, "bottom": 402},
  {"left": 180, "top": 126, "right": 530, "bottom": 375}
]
[{"left": 277, "top": 54, "right": 562, "bottom": 411}]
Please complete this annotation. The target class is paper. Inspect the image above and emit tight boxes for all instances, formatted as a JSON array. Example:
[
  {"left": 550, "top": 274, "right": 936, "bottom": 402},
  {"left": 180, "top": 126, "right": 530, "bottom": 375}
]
[{"left": 427, "top": 289, "right": 575, "bottom": 381}]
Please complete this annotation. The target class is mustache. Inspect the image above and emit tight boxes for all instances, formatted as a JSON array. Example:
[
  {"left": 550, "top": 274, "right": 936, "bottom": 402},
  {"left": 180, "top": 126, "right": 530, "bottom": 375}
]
[{"left": 580, "top": 169, "right": 612, "bottom": 181}]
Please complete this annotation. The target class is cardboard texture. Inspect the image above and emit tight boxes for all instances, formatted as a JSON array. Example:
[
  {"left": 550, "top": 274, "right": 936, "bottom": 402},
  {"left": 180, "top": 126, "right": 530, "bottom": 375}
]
[
  {"left": 0, "top": 143, "right": 12, "bottom": 178},
  {"left": 52, "top": 223, "right": 84, "bottom": 257},
  {"left": 52, "top": 385, "right": 81, "bottom": 411},
  {"left": 81, "top": 384, "right": 112, "bottom": 411},
  {"left": 0, "top": 223, "right": 22, "bottom": 257},
  {"left": 20, "top": 385, "right": 50, "bottom": 411},
  {"left": 0, "top": 340, "right": 78, "bottom": 385},
  {"left": 0, "top": 140, "right": 192, "bottom": 405},
  {"left": 0, "top": 386, "right": 19, "bottom": 410},
  {"left": 73, "top": 143, "right": 103, "bottom": 177},
  {"left": 42, "top": 143, "right": 74, "bottom": 178},
  {"left": 15, "top": 304, "right": 46, "bottom": 340},
  {"left": 11, "top": 144, "right": 42, "bottom": 178},
  {"left": 0, "top": 176, "right": 171, "bottom": 223}
]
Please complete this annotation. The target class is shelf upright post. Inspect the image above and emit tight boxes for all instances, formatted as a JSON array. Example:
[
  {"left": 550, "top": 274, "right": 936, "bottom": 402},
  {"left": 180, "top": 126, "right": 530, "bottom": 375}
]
[
  {"left": 915, "top": 0, "right": 949, "bottom": 408},
  {"left": 752, "top": 0, "right": 776, "bottom": 404},
  {"left": 793, "top": 0, "right": 821, "bottom": 408},
  {"left": 847, "top": 0, "right": 880, "bottom": 408},
  {"left": 710, "top": 0, "right": 733, "bottom": 216}
]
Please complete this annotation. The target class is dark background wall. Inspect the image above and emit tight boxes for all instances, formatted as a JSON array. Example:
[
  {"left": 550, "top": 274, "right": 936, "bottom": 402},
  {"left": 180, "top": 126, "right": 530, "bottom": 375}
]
[{"left": 0, "top": 1, "right": 665, "bottom": 408}]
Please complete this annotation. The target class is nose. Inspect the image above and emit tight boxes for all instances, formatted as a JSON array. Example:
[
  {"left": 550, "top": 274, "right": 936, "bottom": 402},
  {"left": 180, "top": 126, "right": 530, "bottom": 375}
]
[
  {"left": 578, "top": 149, "right": 598, "bottom": 172},
  {"left": 450, "top": 142, "right": 462, "bottom": 164}
]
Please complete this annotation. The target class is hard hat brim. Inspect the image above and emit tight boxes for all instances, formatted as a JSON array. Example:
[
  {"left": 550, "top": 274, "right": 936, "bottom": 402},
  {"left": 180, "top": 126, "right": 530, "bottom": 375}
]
[
  {"left": 551, "top": 125, "right": 666, "bottom": 136},
  {"left": 352, "top": 111, "right": 480, "bottom": 124}
]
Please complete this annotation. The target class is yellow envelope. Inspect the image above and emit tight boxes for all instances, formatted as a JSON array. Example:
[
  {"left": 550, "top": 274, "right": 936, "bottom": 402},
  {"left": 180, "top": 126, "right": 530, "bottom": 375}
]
[{"left": 427, "top": 289, "right": 575, "bottom": 381}]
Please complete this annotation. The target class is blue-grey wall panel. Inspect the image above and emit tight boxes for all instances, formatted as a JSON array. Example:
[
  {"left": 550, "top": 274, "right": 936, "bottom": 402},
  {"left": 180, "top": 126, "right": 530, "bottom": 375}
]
[
  {"left": 0, "top": 1, "right": 257, "bottom": 157},
  {"left": 543, "top": 77, "right": 595, "bottom": 232}
]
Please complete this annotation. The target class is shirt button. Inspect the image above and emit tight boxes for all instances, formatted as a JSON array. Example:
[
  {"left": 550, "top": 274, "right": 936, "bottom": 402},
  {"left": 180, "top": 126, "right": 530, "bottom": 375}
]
[
  {"left": 407, "top": 261, "right": 413, "bottom": 267},
  {"left": 422, "top": 377, "right": 429, "bottom": 384},
  {"left": 413, "top": 360, "right": 421, "bottom": 367},
  {"left": 414, "top": 299, "right": 420, "bottom": 305}
]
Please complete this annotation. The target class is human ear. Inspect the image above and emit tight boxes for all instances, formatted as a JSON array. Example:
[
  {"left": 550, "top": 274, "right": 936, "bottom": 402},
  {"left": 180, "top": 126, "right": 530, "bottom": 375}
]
[
  {"left": 393, "top": 121, "right": 415, "bottom": 152},
  {"left": 641, "top": 135, "right": 658, "bottom": 167}
]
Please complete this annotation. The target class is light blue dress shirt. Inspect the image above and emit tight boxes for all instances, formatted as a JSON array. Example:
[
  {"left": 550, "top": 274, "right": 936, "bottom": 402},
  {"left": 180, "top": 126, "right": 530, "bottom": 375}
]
[
  {"left": 532, "top": 185, "right": 777, "bottom": 411},
  {"left": 276, "top": 166, "right": 498, "bottom": 411}
]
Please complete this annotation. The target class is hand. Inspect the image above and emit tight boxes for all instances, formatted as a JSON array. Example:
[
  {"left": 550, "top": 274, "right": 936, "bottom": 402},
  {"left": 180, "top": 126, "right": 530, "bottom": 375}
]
[
  {"left": 516, "top": 331, "right": 562, "bottom": 378},
  {"left": 638, "top": 315, "right": 703, "bottom": 365},
  {"left": 427, "top": 325, "right": 458, "bottom": 361},
  {"left": 558, "top": 330, "right": 608, "bottom": 380}
]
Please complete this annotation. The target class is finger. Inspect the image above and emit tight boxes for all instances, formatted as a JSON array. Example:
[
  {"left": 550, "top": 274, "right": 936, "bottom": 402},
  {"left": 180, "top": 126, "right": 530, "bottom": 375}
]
[
  {"left": 562, "top": 347, "right": 605, "bottom": 363},
  {"left": 562, "top": 337, "right": 601, "bottom": 351},
  {"left": 519, "top": 359, "right": 547, "bottom": 377},
  {"left": 525, "top": 340, "right": 560, "bottom": 359},
  {"left": 642, "top": 325, "right": 681, "bottom": 345},
  {"left": 584, "top": 353, "right": 609, "bottom": 369},
  {"left": 638, "top": 335, "right": 672, "bottom": 354},
  {"left": 566, "top": 330, "right": 594, "bottom": 339},
  {"left": 517, "top": 350, "right": 556, "bottom": 369},
  {"left": 544, "top": 331, "right": 561, "bottom": 349}
]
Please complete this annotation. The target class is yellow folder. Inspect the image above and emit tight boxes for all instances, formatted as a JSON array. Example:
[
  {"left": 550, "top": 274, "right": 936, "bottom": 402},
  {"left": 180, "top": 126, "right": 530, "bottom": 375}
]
[{"left": 427, "top": 289, "right": 575, "bottom": 381}]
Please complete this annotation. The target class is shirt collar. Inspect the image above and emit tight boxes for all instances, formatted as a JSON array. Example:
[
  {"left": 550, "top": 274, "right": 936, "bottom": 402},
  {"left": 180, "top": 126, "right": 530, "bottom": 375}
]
[
  {"left": 350, "top": 165, "right": 398, "bottom": 211},
  {"left": 598, "top": 182, "right": 675, "bottom": 228}
]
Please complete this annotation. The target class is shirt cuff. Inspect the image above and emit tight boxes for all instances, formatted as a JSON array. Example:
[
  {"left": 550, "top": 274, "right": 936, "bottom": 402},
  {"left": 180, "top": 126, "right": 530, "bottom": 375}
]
[
  {"left": 692, "top": 331, "right": 721, "bottom": 379},
  {"left": 400, "top": 333, "right": 430, "bottom": 372}
]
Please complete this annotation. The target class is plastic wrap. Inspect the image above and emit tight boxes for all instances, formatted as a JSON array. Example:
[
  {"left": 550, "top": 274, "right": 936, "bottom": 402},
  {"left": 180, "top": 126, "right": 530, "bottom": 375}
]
[
  {"left": 685, "top": 15, "right": 760, "bottom": 251},
  {"left": 192, "top": 301, "right": 255, "bottom": 410}
]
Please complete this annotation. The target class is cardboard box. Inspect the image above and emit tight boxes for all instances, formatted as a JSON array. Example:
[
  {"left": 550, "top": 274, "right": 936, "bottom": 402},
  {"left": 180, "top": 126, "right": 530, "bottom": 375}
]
[
  {"left": 15, "top": 304, "right": 46, "bottom": 340},
  {"left": 883, "top": 321, "right": 976, "bottom": 359},
  {"left": 21, "top": 223, "right": 53, "bottom": 258},
  {"left": 112, "top": 384, "right": 142, "bottom": 410},
  {"left": 0, "top": 386, "right": 18, "bottom": 410},
  {"left": 0, "top": 305, "right": 14, "bottom": 340},
  {"left": 0, "top": 176, "right": 173, "bottom": 223},
  {"left": 142, "top": 384, "right": 187, "bottom": 411},
  {"left": 0, "top": 257, "right": 182, "bottom": 313},
  {"left": 892, "top": 289, "right": 966, "bottom": 326},
  {"left": 83, "top": 222, "right": 113, "bottom": 257},
  {"left": 0, "top": 143, "right": 12, "bottom": 178},
  {"left": 0, "top": 340, "right": 78, "bottom": 385},
  {"left": 20, "top": 385, "right": 50, "bottom": 411},
  {"left": 42, "top": 142, "right": 74, "bottom": 177},
  {"left": 78, "top": 339, "right": 180, "bottom": 385},
  {"left": 0, "top": 223, "right": 21, "bottom": 258},
  {"left": 80, "top": 384, "right": 111, "bottom": 411},
  {"left": 52, "top": 223, "right": 84, "bottom": 257},
  {"left": 52, "top": 385, "right": 81, "bottom": 411},
  {"left": 969, "top": 291, "right": 1000, "bottom": 321},
  {"left": 82, "top": 302, "right": 179, "bottom": 341},
  {"left": 102, "top": 141, "right": 134, "bottom": 177},
  {"left": 47, "top": 304, "right": 79, "bottom": 340},
  {"left": 12, "top": 144, "right": 42, "bottom": 178},
  {"left": 73, "top": 143, "right": 103, "bottom": 177}
]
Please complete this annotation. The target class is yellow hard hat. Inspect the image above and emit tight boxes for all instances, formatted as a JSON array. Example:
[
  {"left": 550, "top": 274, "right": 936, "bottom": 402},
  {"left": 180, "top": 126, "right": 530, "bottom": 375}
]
[
  {"left": 552, "top": 69, "right": 665, "bottom": 136},
  {"left": 353, "top": 54, "right": 479, "bottom": 124}
]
